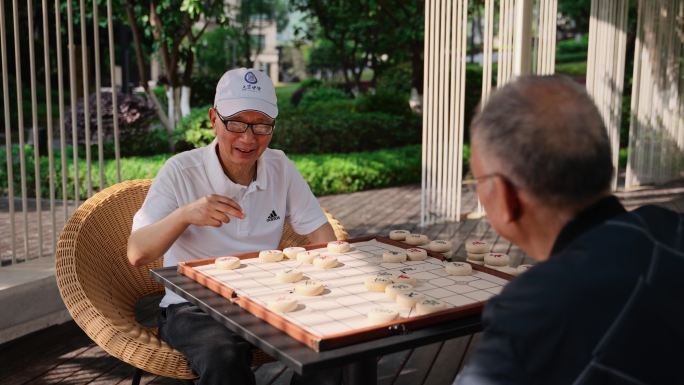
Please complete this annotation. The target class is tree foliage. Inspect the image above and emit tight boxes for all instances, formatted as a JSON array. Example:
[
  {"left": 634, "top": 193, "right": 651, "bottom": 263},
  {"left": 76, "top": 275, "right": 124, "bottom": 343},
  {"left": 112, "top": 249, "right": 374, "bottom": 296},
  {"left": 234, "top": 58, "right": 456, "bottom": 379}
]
[
  {"left": 232, "top": 0, "right": 289, "bottom": 67},
  {"left": 558, "top": 0, "right": 592, "bottom": 32},
  {"left": 291, "top": 0, "right": 424, "bottom": 92},
  {"left": 121, "top": 0, "right": 287, "bottom": 145}
]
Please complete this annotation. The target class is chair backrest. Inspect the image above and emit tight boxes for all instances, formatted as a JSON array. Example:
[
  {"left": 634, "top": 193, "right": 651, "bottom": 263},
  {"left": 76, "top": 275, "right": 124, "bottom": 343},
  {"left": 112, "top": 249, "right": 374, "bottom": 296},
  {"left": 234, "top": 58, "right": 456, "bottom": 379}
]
[
  {"left": 279, "top": 209, "right": 349, "bottom": 249},
  {"left": 56, "top": 179, "right": 195, "bottom": 379}
]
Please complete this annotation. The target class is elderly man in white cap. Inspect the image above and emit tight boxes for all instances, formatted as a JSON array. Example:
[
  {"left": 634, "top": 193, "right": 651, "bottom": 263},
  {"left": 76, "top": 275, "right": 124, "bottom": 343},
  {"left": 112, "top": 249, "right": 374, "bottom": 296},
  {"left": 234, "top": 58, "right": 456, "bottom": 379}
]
[{"left": 128, "top": 68, "right": 337, "bottom": 385}]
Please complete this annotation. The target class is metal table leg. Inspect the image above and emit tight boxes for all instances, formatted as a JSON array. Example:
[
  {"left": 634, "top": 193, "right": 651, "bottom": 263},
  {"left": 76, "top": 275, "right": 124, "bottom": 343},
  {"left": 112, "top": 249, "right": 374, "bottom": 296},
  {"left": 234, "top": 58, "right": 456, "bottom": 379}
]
[{"left": 342, "top": 356, "right": 377, "bottom": 385}]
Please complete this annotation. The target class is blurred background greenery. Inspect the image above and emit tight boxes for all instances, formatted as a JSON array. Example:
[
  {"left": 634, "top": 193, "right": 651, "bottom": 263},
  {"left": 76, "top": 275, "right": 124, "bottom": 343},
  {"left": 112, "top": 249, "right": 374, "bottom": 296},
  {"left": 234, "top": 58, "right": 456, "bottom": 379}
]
[{"left": 1, "top": 0, "right": 631, "bottom": 199}]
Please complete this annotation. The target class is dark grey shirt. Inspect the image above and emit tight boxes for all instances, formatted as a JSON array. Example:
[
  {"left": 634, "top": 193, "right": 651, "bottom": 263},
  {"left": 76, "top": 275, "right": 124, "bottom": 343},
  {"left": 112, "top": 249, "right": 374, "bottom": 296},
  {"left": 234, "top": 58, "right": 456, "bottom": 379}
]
[{"left": 455, "top": 196, "right": 684, "bottom": 385}]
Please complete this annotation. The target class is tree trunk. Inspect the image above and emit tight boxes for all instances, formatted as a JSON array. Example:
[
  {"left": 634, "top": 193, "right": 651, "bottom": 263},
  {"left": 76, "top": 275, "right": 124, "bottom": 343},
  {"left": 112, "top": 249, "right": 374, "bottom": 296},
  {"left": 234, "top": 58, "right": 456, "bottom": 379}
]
[
  {"left": 242, "top": 29, "right": 253, "bottom": 67},
  {"left": 352, "top": 67, "right": 364, "bottom": 96},
  {"left": 166, "top": 87, "right": 176, "bottom": 130},
  {"left": 181, "top": 86, "right": 191, "bottom": 117},
  {"left": 174, "top": 87, "right": 182, "bottom": 123},
  {"left": 124, "top": 0, "right": 172, "bottom": 134},
  {"left": 410, "top": 39, "right": 423, "bottom": 94},
  {"left": 340, "top": 60, "right": 352, "bottom": 88}
]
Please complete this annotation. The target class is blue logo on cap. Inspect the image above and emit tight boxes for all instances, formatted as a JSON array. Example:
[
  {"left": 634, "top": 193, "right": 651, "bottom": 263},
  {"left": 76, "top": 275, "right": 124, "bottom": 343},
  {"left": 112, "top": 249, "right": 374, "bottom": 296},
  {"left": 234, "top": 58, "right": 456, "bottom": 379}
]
[{"left": 244, "top": 72, "right": 258, "bottom": 84}]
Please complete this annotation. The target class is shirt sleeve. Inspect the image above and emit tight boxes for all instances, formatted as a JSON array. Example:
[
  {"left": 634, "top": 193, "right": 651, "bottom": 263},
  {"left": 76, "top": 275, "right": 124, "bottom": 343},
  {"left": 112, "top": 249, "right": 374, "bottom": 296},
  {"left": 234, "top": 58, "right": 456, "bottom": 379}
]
[
  {"left": 131, "top": 160, "right": 181, "bottom": 231},
  {"left": 284, "top": 159, "right": 328, "bottom": 235}
]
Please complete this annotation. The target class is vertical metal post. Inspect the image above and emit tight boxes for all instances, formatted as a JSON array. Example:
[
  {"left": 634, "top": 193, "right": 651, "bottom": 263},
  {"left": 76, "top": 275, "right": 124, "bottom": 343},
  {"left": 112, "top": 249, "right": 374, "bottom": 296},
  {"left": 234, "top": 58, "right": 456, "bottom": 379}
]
[
  {"left": 93, "top": 0, "right": 104, "bottom": 189},
  {"left": 66, "top": 0, "right": 80, "bottom": 207},
  {"left": 42, "top": 0, "right": 56, "bottom": 254},
  {"left": 513, "top": 0, "right": 533, "bottom": 76},
  {"left": 80, "top": 0, "right": 92, "bottom": 196},
  {"left": 55, "top": 0, "right": 68, "bottom": 222},
  {"left": 420, "top": 0, "right": 430, "bottom": 227},
  {"left": 107, "top": 0, "right": 121, "bottom": 182},
  {"left": 12, "top": 0, "right": 30, "bottom": 260},
  {"left": 28, "top": 0, "right": 43, "bottom": 258},
  {"left": 1, "top": 0, "right": 17, "bottom": 264}
]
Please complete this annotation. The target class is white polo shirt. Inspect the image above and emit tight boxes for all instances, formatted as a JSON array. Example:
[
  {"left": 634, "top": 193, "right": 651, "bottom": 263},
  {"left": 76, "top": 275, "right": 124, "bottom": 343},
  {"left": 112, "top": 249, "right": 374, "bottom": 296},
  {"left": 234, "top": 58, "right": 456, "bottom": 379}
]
[{"left": 132, "top": 140, "right": 327, "bottom": 307}]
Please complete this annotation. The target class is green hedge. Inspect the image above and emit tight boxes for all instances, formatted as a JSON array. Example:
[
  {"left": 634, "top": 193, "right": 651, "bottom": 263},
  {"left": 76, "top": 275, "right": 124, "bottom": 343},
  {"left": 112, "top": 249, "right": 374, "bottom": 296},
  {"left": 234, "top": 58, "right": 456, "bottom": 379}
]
[
  {"left": 555, "top": 61, "right": 587, "bottom": 76},
  {"left": 298, "top": 87, "right": 350, "bottom": 110},
  {"left": 556, "top": 36, "right": 588, "bottom": 64},
  {"left": 1, "top": 145, "right": 430, "bottom": 198},
  {"left": 272, "top": 109, "right": 421, "bottom": 154},
  {"left": 173, "top": 102, "right": 422, "bottom": 154},
  {"left": 0, "top": 144, "right": 171, "bottom": 200},
  {"left": 291, "top": 145, "right": 422, "bottom": 195}
]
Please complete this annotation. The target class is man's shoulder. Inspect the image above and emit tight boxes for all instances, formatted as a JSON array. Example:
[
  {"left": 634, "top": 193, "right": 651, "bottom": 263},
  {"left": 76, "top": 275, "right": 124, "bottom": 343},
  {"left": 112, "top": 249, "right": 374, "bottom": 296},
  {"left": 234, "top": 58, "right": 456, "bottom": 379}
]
[
  {"left": 261, "top": 148, "right": 289, "bottom": 163},
  {"left": 610, "top": 205, "right": 683, "bottom": 249},
  {"left": 569, "top": 205, "right": 683, "bottom": 258},
  {"left": 261, "top": 148, "right": 297, "bottom": 175},
  {"left": 487, "top": 205, "right": 682, "bottom": 330},
  {"left": 490, "top": 257, "right": 579, "bottom": 313},
  {"left": 486, "top": 240, "right": 625, "bottom": 332},
  {"left": 163, "top": 146, "right": 206, "bottom": 171}
]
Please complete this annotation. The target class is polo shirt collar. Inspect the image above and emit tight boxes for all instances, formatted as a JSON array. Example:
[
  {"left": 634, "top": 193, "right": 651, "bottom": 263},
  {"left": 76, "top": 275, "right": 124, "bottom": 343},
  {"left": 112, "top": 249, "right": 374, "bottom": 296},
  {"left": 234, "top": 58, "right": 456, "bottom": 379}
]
[
  {"left": 550, "top": 195, "right": 626, "bottom": 257},
  {"left": 204, "top": 140, "right": 268, "bottom": 194}
]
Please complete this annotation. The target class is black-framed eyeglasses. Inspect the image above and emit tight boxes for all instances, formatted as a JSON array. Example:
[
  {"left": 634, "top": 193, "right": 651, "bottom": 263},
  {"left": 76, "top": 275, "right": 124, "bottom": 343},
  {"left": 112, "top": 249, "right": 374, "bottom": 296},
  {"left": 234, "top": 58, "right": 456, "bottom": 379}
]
[{"left": 214, "top": 108, "right": 275, "bottom": 135}]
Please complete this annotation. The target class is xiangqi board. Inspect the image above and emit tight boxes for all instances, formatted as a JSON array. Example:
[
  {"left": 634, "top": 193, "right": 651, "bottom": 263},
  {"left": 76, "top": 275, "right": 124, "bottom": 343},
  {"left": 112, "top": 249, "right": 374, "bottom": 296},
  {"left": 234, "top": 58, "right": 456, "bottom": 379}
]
[{"left": 178, "top": 237, "right": 512, "bottom": 351}]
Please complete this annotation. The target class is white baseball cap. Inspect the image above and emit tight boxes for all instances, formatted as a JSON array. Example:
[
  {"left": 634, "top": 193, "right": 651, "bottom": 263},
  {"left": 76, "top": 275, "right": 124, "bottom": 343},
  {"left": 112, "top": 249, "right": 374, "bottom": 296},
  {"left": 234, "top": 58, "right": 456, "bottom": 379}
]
[{"left": 214, "top": 68, "right": 278, "bottom": 118}]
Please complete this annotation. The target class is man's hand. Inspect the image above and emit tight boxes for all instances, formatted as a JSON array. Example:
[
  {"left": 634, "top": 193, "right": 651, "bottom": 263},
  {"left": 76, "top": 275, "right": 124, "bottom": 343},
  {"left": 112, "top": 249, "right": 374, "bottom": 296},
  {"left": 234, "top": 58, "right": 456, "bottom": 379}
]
[{"left": 181, "top": 194, "right": 245, "bottom": 227}]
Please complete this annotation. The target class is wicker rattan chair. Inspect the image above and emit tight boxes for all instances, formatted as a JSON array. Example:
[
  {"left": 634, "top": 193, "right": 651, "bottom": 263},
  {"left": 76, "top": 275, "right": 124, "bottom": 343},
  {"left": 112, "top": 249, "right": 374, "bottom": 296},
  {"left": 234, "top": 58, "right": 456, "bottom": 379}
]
[{"left": 55, "top": 179, "right": 348, "bottom": 383}]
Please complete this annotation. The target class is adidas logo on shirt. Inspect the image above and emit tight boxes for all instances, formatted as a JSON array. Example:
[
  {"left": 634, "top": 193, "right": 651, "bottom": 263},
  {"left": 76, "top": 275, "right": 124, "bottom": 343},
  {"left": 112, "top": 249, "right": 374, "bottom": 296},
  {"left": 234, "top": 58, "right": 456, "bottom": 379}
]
[{"left": 266, "top": 210, "right": 281, "bottom": 222}]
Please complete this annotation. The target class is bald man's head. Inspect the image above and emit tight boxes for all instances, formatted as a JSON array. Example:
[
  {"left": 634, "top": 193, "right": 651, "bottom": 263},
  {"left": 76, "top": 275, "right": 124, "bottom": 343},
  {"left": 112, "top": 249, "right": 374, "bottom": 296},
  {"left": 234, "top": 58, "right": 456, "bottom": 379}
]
[{"left": 471, "top": 75, "right": 613, "bottom": 208}]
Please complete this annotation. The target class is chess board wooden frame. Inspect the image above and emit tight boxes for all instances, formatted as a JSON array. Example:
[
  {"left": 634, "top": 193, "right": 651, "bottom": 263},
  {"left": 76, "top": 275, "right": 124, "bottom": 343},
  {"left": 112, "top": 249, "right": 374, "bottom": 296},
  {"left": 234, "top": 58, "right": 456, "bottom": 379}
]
[{"left": 177, "top": 236, "right": 512, "bottom": 351}]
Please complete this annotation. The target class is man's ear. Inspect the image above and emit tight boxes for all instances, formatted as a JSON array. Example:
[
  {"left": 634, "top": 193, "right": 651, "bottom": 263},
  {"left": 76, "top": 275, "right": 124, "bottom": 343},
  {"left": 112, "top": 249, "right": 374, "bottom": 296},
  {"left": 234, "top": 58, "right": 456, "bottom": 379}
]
[
  {"left": 494, "top": 177, "right": 522, "bottom": 223},
  {"left": 208, "top": 108, "right": 218, "bottom": 135}
]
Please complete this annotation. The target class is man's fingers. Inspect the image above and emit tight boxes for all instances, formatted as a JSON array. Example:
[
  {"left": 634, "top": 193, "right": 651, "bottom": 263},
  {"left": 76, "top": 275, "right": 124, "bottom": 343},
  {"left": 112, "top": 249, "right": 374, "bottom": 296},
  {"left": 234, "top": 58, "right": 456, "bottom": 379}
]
[
  {"left": 209, "top": 212, "right": 230, "bottom": 225},
  {"left": 213, "top": 202, "right": 245, "bottom": 219},
  {"left": 208, "top": 195, "right": 245, "bottom": 218}
]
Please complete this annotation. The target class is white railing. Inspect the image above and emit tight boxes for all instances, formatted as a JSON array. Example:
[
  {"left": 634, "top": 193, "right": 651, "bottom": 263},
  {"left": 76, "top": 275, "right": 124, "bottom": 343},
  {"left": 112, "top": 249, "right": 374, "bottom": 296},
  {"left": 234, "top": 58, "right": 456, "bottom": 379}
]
[
  {"left": 1, "top": 0, "right": 121, "bottom": 266},
  {"left": 420, "top": 0, "right": 557, "bottom": 226},
  {"left": 586, "top": 0, "right": 629, "bottom": 191},
  {"left": 626, "top": 0, "right": 684, "bottom": 188}
]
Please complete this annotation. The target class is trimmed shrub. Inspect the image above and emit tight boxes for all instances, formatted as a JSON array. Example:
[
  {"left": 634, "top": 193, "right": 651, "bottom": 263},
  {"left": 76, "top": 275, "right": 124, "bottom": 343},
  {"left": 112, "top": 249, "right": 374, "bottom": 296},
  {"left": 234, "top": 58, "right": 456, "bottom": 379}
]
[
  {"left": 173, "top": 105, "right": 213, "bottom": 151},
  {"left": 354, "top": 90, "right": 412, "bottom": 117},
  {"left": 175, "top": 102, "right": 421, "bottom": 154},
  {"left": 271, "top": 109, "right": 421, "bottom": 154},
  {"left": 291, "top": 145, "right": 421, "bottom": 195},
  {"left": 375, "top": 62, "right": 413, "bottom": 94},
  {"left": 556, "top": 36, "right": 588, "bottom": 63},
  {"left": 298, "top": 86, "right": 350, "bottom": 110},
  {"left": 189, "top": 74, "right": 220, "bottom": 108},
  {"left": 555, "top": 62, "right": 587, "bottom": 76},
  {"left": 291, "top": 78, "right": 323, "bottom": 106}
]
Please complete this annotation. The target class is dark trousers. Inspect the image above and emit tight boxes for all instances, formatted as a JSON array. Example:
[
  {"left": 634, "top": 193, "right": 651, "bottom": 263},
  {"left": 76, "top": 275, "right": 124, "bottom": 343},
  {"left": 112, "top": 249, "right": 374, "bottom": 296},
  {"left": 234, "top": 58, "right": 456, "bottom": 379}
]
[
  {"left": 159, "top": 303, "right": 342, "bottom": 385},
  {"left": 159, "top": 303, "right": 255, "bottom": 385}
]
